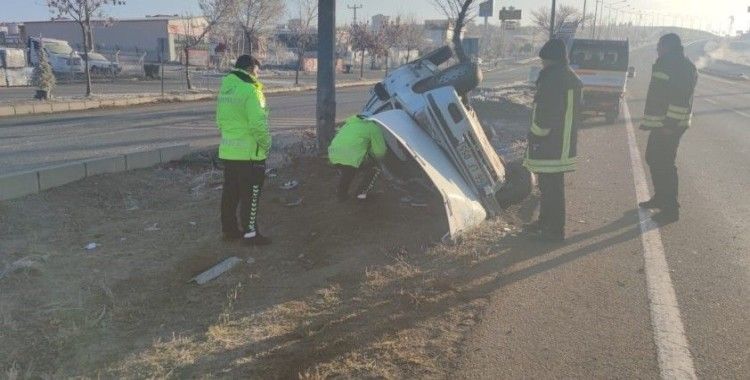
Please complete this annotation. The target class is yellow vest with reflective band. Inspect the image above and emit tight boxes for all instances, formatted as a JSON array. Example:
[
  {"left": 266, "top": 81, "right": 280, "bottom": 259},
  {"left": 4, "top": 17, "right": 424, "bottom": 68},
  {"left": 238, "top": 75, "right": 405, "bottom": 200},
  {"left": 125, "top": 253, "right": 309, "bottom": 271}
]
[
  {"left": 524, "top": 63, "right": 582, "bottom": 174},
  {"left": 217, "top": 69, "right": 271, "bottom": 161},
  {"left": 328, "top": 115, "right": 387, "bottom": 168},
  {"left": 642, "top": 54, "right": 698, "bottom": 130}
]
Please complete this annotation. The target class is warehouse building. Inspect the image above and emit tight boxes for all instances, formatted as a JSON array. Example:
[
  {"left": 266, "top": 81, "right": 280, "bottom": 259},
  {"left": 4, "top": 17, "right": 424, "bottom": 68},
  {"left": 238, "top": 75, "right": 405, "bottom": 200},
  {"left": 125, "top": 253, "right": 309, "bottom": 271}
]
[{"left": 22, "top": 15, "right": 206, "bottom": 63}]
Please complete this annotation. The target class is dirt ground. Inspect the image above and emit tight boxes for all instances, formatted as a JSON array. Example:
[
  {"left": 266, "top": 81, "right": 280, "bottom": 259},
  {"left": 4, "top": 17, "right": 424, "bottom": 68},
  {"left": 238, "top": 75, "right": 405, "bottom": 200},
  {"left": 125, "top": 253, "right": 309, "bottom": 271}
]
[{"left": 1, "top": 87, "right": 534, "bottom": 379}]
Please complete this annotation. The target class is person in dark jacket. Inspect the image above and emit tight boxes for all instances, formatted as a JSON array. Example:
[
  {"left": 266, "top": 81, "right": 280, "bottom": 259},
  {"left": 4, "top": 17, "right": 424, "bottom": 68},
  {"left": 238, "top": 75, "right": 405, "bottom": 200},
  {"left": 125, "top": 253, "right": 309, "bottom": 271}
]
[
  {"left": 639, "top": 33, "right": 697, "bottom": 224},
  {"left": 523, "top": 39, "right": 583, "bottom": 242}
]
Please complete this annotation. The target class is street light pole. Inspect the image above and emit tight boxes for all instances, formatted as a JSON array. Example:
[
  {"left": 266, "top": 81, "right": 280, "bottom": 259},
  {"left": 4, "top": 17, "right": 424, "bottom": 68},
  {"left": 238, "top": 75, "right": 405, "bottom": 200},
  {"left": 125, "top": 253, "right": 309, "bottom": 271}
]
[
  {"left": 550, "top": 0, "right": 557, "bottom": 39},
  {"left": 316, "top": 0, "right": 336, "bottom": 151}
]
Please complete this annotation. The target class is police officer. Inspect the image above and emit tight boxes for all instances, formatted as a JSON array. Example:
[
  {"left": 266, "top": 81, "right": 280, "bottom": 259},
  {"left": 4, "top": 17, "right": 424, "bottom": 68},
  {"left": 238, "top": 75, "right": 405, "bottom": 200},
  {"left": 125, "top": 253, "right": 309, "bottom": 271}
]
[
  {"left": 328, "top": 114, "right": 387, "bottom": 201},
  {"left": 217, "top": 55, "right": 272, "bottom": 245},
  {"left": 639, "top": 33, "right": 697, "bottom": 223},
  {"left": 523, "top": 39, "right": 583, "bottom": 242}
]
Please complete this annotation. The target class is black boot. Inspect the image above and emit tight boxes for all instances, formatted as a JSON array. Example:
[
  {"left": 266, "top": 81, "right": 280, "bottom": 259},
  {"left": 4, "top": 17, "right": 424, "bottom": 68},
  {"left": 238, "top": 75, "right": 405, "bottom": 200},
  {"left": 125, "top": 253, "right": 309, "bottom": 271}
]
[
  {"left": 651, "top": 208, "right": 679, "bottom": 225},
  {"left": 222, "top": 229, "right": 244, "bottom": 241},
  {"left": 638, "top": 198, "right": 663, "bottom": 209},
  {"left": 522, "top": 221, "right": 541, "bottom": 234},
  {"left": 243, "top": 231, "right": 272, "bottom": 246}
]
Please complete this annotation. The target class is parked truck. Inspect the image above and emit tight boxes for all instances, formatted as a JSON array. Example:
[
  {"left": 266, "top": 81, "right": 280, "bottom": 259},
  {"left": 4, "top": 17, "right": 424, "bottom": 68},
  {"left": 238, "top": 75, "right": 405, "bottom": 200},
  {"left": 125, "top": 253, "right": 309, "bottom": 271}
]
[
  {"left": 27, "top": 37, "right": 84, "bottom": 75},
  {"left": 568, "top": 39, "right": 634, "bottom": 123}
]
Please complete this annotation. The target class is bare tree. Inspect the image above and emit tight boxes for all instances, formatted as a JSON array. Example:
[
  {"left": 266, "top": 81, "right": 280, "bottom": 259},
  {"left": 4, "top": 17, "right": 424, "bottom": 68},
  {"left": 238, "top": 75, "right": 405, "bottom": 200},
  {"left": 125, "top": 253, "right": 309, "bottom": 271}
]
[
  {"left": 288, "top": 0, "right": 318, "bottom": 85},
  {"left": 235, "top": 0, "right": 285, "bottom": 56},
  {"left": 531, "top": 5, "right": 582, "bottom": 36},
  {"left": 402, "top": 16, "right": 426, "bottom": 62},
  {"left": 349, "top": 22, "right": 373, "bottom": 79},
  {"left": 430, "top": 0, "right": 476, "bottom": 63},
  {"left": 381, "top": 18, "right": 405, "bottom": 75},
  {"left": 46, "top": 0, "right": 125, "bottom": 97},
  {"left": 180, "top": 0, "right": 236, "bottom": 90}
]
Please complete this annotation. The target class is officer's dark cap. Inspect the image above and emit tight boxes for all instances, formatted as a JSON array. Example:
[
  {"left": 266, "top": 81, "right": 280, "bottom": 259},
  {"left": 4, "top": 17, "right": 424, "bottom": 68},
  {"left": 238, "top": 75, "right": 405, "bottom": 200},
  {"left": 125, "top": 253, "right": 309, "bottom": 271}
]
[
  {"left": 235, "top": 55, "right": 261, "bottom": 70},
  {"left": 539, "top": 39, "right": 568, "bottom": 63}
]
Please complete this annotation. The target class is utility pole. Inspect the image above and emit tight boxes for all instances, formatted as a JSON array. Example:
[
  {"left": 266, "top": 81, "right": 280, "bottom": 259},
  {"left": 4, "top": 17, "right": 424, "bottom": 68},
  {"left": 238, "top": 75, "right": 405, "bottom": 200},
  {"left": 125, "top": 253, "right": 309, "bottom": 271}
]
[
  {"left": 592, "top": 0, "right": 600, "bottom": 38},
  {"left": 550, "top": 0, "right": 557, "bottom": 39},
  {"left": 317, "top": 0, "right": 336, "bottom": 151},
  {"left": 347, "top": 3, "right": 362, "bottom": 24},
  {"left": 582, "top": 0, "right": 588, "bottom": 30}
]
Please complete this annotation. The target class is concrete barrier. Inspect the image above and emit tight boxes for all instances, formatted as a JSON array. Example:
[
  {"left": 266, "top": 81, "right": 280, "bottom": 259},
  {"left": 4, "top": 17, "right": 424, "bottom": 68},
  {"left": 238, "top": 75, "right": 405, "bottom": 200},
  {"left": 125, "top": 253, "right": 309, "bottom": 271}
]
[
  {"left": 0, "top": 106, "right": 15, "bottom": 117},
  {"left": 84, "top": 156, "right": 126, "bottom": 176},
  {"left": 37, "top": 162, "right": 86, "bottom": 191},
  {"left": 32, "top": 103, "right": 53, "bottom": 114},
  {"left": 67, "top": 101, "right": 87, "bottom": 111},
  {"left": 13, "top": 104, "right": 34, "bottom": 115},
  {"left": 51, "top": 102, "right": 70, "bottom": 112},
  {"left": 0, "top": 170, "right": 39, "bottom": 201},
  {"left": 159, "top": 144, "right": 191, "bottom": 163},
  {"left": 0, "top": 144, "right": 193, "bottom": 201},
  {"left": 125, "top": 149, "right": 162, "bottom": 170}
]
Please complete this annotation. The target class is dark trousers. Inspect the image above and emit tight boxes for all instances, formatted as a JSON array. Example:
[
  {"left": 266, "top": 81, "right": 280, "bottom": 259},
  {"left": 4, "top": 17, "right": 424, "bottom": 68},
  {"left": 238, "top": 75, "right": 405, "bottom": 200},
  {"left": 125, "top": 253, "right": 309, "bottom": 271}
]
[
  {"left": 538, "top": 172, "right": 566, "bottom": 235},
  {"left": 645, "top": 128, "right": 686, "bottom": 209},
  {"left": 335, "top": 160, "right": 380, "bottom": 199},
  {"left": 221, "top": 160, "right": 266, "bottom": 234}
]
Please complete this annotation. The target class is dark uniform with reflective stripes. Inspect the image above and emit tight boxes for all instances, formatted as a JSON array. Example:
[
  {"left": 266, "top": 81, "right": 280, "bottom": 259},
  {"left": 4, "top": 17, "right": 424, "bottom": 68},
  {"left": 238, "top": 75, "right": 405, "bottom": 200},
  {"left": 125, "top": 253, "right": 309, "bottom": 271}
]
[
  {"left": 524, "top": 62, "right": 583, "bottom": 237},
  {"left": 640, "top": 48, "right": 697, "bottom": 211}
]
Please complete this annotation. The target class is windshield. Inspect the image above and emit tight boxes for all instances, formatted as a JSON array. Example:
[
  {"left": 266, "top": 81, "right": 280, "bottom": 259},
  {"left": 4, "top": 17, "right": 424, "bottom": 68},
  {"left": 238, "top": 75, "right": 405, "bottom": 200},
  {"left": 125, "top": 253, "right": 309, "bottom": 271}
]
[
  {"left": 86, "top": 52, "right": 107, "bottom": 61},
  {"left": 570, "top": 40, "right": 629, "bottom": 71},
  {"left": 45, "top": 42, "right": 74, "bottom": 55}
]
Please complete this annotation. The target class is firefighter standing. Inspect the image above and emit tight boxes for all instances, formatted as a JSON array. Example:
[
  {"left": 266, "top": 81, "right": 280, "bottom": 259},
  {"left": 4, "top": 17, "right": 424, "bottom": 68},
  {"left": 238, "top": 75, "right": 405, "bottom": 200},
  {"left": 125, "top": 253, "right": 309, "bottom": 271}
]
[
  {"left": 523, "top": 39, "right": 583, "bottom": 242},
  {"left": 639, "top": 33, "right": 697, "bottom": 223},
  {"left": 217, "top": 55, "right": 272, "bottom": 245},
  {"left": 328, "top": 114, "right": 387, "bottom": 201}
]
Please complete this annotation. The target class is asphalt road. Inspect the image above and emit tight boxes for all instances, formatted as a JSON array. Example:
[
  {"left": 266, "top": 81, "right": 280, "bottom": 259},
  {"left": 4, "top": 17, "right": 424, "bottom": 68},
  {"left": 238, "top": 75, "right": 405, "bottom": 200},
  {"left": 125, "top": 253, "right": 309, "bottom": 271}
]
[
  {"left": 456, "top": 43, "right": 750, "bottom": 378},
  {"left": 0, "top": 69, "right": 384, "bottom": 101},
  {"left": 0, "top": 64, "right": 528, "bottom": 174}
]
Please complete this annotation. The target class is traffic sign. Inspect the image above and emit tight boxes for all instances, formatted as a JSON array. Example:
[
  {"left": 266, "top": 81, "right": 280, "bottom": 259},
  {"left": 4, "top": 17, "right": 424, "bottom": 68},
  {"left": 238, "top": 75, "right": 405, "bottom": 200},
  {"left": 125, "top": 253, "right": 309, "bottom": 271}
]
[
  {"left": 479, "top": 1, "right": 494, "bottom": 18},
  {"left": 499, "top": 6, "right": 522, "bottom": 21}
]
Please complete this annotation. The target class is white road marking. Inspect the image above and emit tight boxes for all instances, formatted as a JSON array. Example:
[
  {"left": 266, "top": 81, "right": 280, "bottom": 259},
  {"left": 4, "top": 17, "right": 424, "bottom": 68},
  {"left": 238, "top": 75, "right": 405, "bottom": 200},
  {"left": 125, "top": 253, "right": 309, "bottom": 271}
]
[
  {"left": 623, "top": 104, "right": 698, "bottom": 380},
  {"left": 702, "top": 98, "right": 750, "bottom": 118}
]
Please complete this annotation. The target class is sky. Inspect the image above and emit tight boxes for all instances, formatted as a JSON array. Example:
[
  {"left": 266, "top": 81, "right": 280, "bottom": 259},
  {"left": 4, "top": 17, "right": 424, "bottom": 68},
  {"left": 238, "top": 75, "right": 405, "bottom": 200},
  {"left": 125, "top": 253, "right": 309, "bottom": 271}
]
[{"left": 3, "top": 0, "right": 749, "bottom": 35}]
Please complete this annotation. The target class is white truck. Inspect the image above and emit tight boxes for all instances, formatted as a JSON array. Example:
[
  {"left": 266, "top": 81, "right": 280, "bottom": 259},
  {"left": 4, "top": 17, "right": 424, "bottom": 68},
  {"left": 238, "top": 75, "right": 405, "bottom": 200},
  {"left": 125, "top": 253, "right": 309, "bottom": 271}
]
[
  {"left": 568, "top": 39, "right": 634, "bottom": 123},
  {"left": 27, "top": 37, "right": 84, "bottom": 75},
  {"left": 361, "top": 46, "right": 530, "bottom": 240}
]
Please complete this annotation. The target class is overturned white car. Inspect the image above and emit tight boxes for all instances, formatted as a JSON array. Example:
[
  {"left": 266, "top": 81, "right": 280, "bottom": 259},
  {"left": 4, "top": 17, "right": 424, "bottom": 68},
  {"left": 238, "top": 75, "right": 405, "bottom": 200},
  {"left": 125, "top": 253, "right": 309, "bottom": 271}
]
[{"left": 362, "top": 46, "right": 530, "bottom": 240}]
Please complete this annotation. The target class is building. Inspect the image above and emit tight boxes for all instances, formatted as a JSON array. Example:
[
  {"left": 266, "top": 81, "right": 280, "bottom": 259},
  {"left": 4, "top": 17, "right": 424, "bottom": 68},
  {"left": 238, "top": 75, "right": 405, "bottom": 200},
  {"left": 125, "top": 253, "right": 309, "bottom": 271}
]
[
  {"left": 424, "top": 19, "right": 455, "bottom": 46},
  {"left": 22, "top": 16, "right": 207, "bottom": 62},
  {"left": 372, "top": 14, "right": 390, "bottom": 33},
  {"left": 0, "top": 23, "right": 23, "bottom": 46}
]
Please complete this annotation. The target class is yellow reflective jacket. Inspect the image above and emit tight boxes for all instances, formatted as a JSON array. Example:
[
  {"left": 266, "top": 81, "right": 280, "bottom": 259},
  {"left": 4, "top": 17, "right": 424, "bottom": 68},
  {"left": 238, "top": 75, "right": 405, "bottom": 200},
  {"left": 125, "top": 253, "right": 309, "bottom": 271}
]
[
  {"left": 328, "top": 115, "right": 387, "bottom": 168},
  {"left": 217, "top": 69, "right": 271, "bottom": 161}
]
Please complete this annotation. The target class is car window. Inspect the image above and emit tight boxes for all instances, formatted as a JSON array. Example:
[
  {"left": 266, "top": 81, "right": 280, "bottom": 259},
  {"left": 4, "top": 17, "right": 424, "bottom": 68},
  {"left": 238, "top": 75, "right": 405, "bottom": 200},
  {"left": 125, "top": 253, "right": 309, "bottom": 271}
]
[
  {"left": 570, "top": 42, "right": 629, "bottom": 71},
  {"left": 45, "top": 42, "right": 73, "bottom": 55}
]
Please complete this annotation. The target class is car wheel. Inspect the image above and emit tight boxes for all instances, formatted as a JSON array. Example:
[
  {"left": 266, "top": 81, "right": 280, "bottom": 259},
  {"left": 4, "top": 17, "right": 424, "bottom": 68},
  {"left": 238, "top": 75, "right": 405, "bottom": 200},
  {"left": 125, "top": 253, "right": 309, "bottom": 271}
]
[{"left": 495, "top": 161, "right": 533, "bottom": 208}]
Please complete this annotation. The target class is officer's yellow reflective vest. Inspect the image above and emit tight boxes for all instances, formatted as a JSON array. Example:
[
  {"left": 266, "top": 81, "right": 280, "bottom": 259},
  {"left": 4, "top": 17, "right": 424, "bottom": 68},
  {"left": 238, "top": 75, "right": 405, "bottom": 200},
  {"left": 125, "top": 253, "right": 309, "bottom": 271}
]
[
  {"left": 217, "top": 69, "right": 271, "bottom": 161},
  {"left": 328, "top": 115, "right": 387, "bottom": 168}
]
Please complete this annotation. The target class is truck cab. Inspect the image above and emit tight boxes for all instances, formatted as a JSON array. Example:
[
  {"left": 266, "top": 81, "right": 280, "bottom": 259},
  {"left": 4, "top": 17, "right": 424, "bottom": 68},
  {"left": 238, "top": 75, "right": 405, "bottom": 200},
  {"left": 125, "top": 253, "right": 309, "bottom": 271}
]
[
  {"left": 569, "top": 39, "right": 632, "bottom": 123},
  {"left": 27, "top": 37, "right": 84, "bottom": 75}
]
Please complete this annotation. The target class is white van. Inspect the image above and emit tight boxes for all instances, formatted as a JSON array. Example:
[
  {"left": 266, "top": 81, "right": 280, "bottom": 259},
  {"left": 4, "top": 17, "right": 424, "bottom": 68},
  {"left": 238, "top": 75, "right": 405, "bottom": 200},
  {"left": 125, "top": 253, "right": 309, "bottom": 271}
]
[{"left": 27, "top": 37, "right": 84, "bottom": 75}]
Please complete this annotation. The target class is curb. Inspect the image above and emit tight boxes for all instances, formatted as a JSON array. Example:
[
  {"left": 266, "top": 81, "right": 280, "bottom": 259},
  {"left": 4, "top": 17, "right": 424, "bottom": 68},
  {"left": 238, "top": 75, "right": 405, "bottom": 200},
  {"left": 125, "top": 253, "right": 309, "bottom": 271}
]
[
  {"left": 0, "top": 144, "right": 191, "bottom": 201},
  {"left": 0, "top": 80, "right": 380, "bottom": 118}
]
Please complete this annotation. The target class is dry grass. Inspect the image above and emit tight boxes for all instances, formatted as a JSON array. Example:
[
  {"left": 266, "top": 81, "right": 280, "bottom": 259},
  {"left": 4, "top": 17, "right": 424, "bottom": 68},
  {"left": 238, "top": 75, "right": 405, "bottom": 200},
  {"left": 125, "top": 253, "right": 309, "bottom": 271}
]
[{"left": 1, "top": 109, "right": 533, "bottom": 378}]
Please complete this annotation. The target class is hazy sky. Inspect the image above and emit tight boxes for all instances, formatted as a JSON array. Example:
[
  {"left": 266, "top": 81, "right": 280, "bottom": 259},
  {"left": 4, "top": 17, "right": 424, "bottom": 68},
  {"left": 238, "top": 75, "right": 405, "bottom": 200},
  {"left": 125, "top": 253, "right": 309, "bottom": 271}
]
[{"left": 3, "top": 0, "right": 749, "bottom": 34}]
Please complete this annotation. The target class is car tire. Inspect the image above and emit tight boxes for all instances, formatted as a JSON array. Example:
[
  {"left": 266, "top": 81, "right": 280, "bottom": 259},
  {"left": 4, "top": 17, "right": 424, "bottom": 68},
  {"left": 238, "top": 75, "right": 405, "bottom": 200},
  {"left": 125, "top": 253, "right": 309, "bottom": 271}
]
[{"left": 495, "top": 161, "right": 533, "bottom": 208}]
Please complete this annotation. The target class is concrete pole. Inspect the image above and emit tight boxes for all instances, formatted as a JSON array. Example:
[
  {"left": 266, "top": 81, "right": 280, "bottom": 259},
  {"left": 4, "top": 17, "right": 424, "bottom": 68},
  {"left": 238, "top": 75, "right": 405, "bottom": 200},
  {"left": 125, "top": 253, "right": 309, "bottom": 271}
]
[
  {"left": 550, "top": 0, "right": 557, "bottom": 39},
  {"left": 317, "top": 0, "right": 337, "bottom": 151},
  {"left": 582, "top": 0, "right": 588, "bottom": 30}
]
